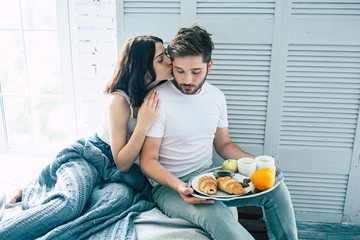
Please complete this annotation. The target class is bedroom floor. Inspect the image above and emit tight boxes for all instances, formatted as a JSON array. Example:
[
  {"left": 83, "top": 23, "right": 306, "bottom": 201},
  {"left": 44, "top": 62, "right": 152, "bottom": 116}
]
[
  {"left": 1, "top": 155, "right": 360, "bottom": 240},
  {"left": 296, "top": 221, "right": 360, "bottom": 240}
]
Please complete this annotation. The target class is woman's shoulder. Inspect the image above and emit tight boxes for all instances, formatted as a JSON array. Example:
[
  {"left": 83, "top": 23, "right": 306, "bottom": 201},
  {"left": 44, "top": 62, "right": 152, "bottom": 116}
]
[
  {"left": 104, "top": 92, "right": 131, "bottom": 116},
  {"left": 109, "top": 89, "right": 131, "bottom": 105}
]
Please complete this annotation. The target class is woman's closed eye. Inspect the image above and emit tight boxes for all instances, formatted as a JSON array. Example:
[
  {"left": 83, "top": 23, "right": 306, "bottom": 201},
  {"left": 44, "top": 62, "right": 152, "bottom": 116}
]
[{"left": 155, "top": 51, "right": 166, "bottom": 63}]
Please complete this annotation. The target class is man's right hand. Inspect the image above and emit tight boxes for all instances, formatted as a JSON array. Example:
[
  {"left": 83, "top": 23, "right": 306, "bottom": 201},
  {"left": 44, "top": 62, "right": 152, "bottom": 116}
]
[{"left": 178, "top": 182, "right": 215, "bottom": 204}]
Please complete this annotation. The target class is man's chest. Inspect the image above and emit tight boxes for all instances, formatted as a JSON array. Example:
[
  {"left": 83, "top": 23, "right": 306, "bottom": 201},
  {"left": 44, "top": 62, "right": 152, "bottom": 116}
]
[{"left": 164, "top": 101, "right": 220, "bottom": 140}]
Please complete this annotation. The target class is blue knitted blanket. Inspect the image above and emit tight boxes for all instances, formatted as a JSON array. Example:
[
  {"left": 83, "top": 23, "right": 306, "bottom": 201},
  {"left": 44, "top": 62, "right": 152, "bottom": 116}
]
[{"left": 0, "top": 139, "right": 155, "bottom": 240}]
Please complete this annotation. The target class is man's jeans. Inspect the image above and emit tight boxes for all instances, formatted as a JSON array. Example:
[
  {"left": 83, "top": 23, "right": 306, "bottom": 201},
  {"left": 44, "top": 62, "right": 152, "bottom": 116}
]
[{"left": 152, "top": 168, "right": 298, "bottom": 240}]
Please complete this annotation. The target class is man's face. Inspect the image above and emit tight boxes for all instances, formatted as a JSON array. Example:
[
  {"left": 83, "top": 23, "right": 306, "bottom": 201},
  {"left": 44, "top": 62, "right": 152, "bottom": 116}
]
[{"left": 172, "top": 55, "right": 213, "bottom": 95}]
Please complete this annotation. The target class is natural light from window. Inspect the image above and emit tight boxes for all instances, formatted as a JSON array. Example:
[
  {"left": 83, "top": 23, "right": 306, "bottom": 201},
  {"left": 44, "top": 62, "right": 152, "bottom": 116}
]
[{"left": 0, "top": 0, "right": 72, "bottom": 153}]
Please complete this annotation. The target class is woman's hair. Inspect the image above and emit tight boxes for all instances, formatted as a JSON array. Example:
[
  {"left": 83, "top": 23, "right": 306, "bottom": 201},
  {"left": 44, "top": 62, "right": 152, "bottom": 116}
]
[
  {"left": 167, "top": 25, "right": 214, "bottom": 63},
  {"left": 105, "top": 35, "right": 163, "bottom": 107}
]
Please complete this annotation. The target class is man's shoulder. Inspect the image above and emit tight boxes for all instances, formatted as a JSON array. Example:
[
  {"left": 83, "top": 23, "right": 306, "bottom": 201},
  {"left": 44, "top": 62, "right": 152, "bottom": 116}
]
[{"left": 204, "top": 82, "right": 225, "bottom": 97}]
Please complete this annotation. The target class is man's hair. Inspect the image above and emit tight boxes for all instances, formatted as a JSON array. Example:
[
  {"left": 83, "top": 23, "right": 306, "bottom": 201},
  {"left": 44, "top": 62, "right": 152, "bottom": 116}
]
[{"left": 167, "top": 25, "right": 214, "bottom": 63}]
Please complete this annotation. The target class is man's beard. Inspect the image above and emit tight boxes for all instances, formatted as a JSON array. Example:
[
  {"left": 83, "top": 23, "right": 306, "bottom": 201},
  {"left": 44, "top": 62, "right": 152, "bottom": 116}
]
[{"left": 172, "top": 74, "right": 207, "bottom": 95}]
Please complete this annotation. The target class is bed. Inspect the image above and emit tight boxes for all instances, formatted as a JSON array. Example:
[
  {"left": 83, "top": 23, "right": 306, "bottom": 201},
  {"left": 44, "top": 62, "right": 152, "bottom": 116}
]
[{"left": 0, "top": 194, "right": 239, "bottom": 240}]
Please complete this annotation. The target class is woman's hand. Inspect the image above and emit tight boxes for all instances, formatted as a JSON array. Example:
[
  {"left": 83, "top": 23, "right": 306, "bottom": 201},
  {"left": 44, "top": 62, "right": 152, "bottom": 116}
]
[
  {"left": 178, "top": 182, "right": 214, "bottom": 205},
  {"left": 137, "top": 91, "right": 161, "bottom": 131}
]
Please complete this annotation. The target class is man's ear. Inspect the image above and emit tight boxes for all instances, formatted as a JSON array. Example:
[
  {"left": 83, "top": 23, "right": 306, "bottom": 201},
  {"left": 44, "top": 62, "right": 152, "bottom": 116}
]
[{"left": 207, "top": 60, "right": 213, "bottom": 73}]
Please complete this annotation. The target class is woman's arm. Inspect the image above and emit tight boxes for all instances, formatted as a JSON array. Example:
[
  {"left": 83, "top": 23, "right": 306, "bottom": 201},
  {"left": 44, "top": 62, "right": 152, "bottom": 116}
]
[{"left": 107, "top": 91, "right": 160, "bottom": 172}]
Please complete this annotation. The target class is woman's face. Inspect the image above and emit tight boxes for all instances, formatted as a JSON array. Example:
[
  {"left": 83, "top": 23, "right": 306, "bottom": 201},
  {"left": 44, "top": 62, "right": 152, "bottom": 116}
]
[{"left": 146, "top": 42, "right": 172, "bottom": 90}]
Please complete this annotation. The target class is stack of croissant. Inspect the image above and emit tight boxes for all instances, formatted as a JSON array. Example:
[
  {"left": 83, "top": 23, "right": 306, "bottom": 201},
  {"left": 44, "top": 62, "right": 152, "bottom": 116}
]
[{"left": 197, "top": 175, "right": 246, "bottom": 195}]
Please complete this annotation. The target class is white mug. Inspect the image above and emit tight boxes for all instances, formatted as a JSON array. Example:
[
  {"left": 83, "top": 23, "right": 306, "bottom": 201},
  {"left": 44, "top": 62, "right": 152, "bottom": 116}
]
[
  {"left": 255, "top": 155, "right": 276, "bottom": 170},
  {"left": 237, "top": 157, "right": 257, "bottom": 178}
]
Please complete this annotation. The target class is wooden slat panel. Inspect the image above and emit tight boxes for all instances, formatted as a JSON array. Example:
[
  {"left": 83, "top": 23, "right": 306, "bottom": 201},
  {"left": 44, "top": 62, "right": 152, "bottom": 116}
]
[
  {"left": 197, "top": 0, "right": 275, "bottom": 18},
  {"left": 280, "top": 44, "right": 360, "bottom": 150},
  {"left": 284, "top": 171, "right": 348, "bottom": 214},
  {"left": 281, "top": 126, "right": 355, "bottom": 133},
  {"left": 122, "top": 1, "right": 181, "bottom": 41},
  {"left": 207, "top": 43, "right": 271, "bottom": 147},
  {"left": 124, "top": 0, "right": 180, "bottom": 14},
  {"left": 293, "top": 1, "right": 360, "bottom": 18}
]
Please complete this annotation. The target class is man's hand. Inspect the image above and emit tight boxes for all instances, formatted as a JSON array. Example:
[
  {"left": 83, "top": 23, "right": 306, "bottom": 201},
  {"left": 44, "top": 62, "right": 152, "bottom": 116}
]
[{"left": 178, "top": 182, "right": 215, "bottom": 204}]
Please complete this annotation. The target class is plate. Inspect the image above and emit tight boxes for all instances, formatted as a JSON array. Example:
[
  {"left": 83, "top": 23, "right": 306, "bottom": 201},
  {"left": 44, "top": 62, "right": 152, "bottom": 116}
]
[
  {"left": 189, "top": 167, "right": 284, "bottom": 201},
  {"left": 191, "top": 172, "right": 254, "bottom": 198}
]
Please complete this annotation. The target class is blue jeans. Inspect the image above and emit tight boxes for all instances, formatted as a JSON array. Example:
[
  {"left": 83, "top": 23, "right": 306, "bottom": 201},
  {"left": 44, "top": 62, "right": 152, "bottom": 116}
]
[
  {"left": 88, "top": 133, "right": 153, "bottom": 201},
  {"left": 152, "top": 168, "right": 298, "bottom": 240},
  {"left": 88, "top": 133, "right": 114, "bottom": 163}
]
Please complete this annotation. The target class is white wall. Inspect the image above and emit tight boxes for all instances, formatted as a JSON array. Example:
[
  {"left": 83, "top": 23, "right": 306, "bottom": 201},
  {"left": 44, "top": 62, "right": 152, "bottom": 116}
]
[{"left": 70, "top": 0, "right": 118, "bottom": 137}]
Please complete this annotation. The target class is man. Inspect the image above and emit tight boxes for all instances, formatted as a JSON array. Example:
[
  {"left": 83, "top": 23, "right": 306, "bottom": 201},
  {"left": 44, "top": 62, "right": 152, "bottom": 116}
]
[{"left": 140, "top": 25, "right": 298, "bottom": 240}]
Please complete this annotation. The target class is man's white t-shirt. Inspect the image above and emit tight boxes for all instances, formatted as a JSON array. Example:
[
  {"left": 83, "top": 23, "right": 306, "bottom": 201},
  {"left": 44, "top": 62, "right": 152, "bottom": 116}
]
[{"left": 147, "top": 80, "right": 228, "bottom": 181}]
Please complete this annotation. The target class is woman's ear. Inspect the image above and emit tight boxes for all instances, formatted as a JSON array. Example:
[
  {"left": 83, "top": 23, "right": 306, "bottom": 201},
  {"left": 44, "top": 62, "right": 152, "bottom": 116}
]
[{"left": 207, "top": 60, "right": 213, "bottom": 73}]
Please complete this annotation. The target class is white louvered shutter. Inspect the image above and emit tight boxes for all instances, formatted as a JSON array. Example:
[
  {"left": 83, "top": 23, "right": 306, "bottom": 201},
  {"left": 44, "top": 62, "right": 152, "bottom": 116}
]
[
  {"left": 118, "top": 0, "right": 182, "bottom": 44},
  {"left": 281, "top": 45, "right": 359, "bottom": 218},
  {"left": 210, "top": 44, "right": 272, "bottom": 152},
  {"left": 278, "top": 1, "right": 360, "bottom": 223}
]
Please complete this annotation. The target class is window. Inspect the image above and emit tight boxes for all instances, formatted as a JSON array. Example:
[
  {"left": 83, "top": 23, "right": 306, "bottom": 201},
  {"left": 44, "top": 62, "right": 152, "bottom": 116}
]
[{"left": 0, "top": 0, "right": 76, "bottom": 154}]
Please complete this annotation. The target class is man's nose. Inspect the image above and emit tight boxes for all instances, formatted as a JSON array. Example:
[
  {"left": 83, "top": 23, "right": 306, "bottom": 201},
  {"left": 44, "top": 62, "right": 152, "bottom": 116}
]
[{"left": 184, "top": 73, "right": 192, "bottom": 84}]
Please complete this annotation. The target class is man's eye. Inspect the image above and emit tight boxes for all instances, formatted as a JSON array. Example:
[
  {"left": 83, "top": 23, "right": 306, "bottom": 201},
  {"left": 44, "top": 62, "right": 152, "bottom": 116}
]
[
  {"left": 192, "top": 71, "right": 200, "bottom": 75},
  {"left": 177, "top": 70, "right": 184, "bottom": 73},
  {"left": 157, "top": 57, "right": 163, "bottom": 63}
]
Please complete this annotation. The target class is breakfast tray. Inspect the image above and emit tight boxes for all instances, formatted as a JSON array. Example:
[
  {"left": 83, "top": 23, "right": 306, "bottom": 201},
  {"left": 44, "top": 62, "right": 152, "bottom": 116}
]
[{"left": 188, "top": 166, "right": 284, "bottom": 201}]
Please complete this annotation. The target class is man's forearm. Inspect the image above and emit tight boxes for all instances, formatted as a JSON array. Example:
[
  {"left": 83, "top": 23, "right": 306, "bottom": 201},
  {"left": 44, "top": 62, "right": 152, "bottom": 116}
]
[
  {"left": 214, "top": 127, "right": 254, "bottom": 160},
  {"left": 218, "top": 142, "right": 254, "bottom": 160},
  {"left": 141, "top": 159, "right": 184, "bottom": 192}
]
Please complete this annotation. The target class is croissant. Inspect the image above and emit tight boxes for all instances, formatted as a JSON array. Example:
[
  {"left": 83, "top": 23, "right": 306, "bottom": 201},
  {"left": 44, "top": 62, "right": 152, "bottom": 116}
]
[
  {"left": 217, "top": 176, "right": 246, "bottom": 195},
  {"left": 198, "top": 176, "right": 217, "bottom": 195}
]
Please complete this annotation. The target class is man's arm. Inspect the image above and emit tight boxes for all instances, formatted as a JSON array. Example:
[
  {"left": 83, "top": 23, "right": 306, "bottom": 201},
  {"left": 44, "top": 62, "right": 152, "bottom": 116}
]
[
  {"left": 140, "top": 136, "right": 214, "bottom": 204},
  {"left": 213, "top": 127, "right": 254, "bottom": 159}
]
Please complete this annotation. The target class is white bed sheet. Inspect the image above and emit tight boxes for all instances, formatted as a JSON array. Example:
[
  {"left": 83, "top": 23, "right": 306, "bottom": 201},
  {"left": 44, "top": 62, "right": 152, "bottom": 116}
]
[
  {"left": 1, "top": 192, "right": 238, "bottom": 240},
  {"left": 1, "top": 203, "right": 212, "bottom": 240}
]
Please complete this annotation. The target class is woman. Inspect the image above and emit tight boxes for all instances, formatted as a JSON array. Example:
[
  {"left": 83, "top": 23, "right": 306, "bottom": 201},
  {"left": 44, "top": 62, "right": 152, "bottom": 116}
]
[
  {"left": 1, "top": 36, "right": 172, "bottom": 240},
  {"left": 9, "top": 35, "right": 172, "bottom": 203},
  {"left": 94, "top": 35, "right": 172, "bottom": 172},
  {"left": 87, "top": 35, "right": 172, "bottom": 189}
]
